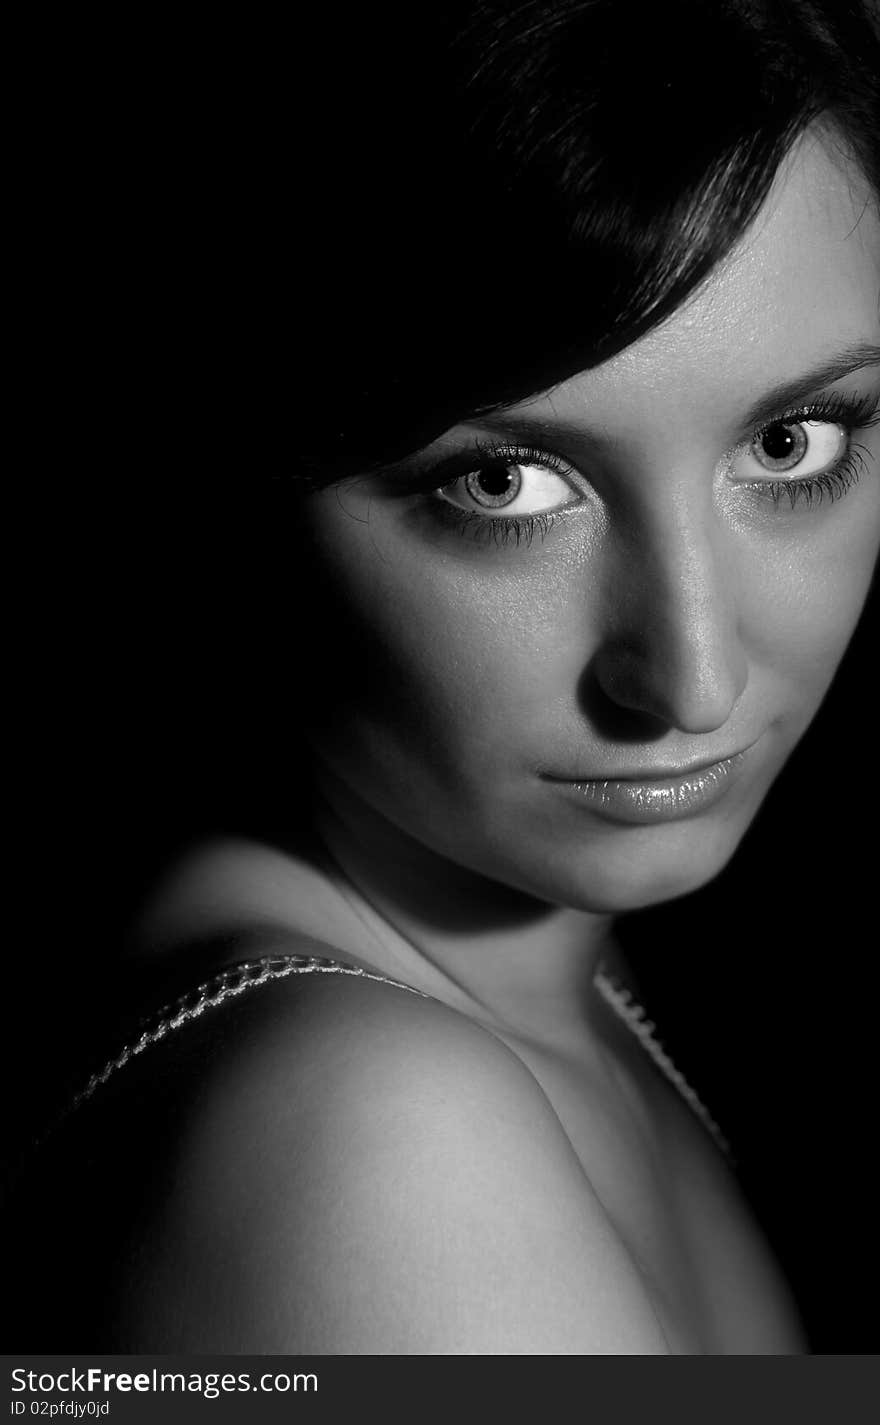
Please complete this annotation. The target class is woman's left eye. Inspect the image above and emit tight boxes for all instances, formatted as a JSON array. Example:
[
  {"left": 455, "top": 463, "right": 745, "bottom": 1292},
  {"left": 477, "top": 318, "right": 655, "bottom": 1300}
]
[
  {"left": 436, "top": 455, "right": 578, "bottom": 516},
  {"left": 730, "top": 418, "right": 848, "bottom": 483}
]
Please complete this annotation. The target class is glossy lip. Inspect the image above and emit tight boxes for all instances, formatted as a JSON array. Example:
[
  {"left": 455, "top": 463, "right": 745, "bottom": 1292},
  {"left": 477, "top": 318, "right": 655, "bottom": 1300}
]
[{"left": 542, "top": 747, "right": 756, "bottom": 825}]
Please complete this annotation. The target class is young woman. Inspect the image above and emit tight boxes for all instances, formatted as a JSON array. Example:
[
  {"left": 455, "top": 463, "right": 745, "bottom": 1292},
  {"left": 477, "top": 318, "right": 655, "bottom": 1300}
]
[{"left": 7, "top": 0, "right": 879, "bottom": 1353}]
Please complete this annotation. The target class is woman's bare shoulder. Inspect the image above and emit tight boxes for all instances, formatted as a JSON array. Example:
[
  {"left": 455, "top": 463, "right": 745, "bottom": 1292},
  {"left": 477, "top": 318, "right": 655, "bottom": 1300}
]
[{"left": 79, "top": 953, "right": 671, "bottom": 1354}]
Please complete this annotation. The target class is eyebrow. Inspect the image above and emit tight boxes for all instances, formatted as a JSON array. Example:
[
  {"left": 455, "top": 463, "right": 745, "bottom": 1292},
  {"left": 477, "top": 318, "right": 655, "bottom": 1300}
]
[
  {"left": 740, "top": 341, "right": 880, "bottom": 429},
  {"left": 390, "top": 338, "right": 880, "bottom": 476},
  {"left": 470, "top": 339, "right": 880, "bottom": 452}
]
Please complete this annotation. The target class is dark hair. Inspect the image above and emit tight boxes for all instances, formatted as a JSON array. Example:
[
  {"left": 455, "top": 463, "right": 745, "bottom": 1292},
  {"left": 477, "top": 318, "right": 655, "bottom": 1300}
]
[{"left": 253, "top": 0, "right": 875, "bottom": 488}]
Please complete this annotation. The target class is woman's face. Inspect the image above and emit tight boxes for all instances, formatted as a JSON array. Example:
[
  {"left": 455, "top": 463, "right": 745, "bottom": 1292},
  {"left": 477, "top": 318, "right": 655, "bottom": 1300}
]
[{"left": 300, "top": 130, "right": 880, "bottom": 912}]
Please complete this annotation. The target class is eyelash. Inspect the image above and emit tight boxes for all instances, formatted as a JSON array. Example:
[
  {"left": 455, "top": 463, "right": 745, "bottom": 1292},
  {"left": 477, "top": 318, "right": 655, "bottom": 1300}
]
[
  {"left": 432, "top": 441, "right": 576, "bottom": 548},
  {"left": 746, "top": 391, "right": 879, "bottom": 510},
  {"left": 425, "top": 390, "right": 880, "bottom": 547}
]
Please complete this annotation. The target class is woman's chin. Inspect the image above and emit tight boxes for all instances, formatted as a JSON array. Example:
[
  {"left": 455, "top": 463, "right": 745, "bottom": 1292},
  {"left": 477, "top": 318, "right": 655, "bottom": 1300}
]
[{"left": 521, "top": 813, "right": 753, "bottom": 915}]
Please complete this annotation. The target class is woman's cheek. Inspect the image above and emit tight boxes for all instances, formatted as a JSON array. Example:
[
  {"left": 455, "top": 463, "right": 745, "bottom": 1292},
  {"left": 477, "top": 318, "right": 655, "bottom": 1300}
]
[
  {"left": 329, "top": 564, "right": 556, "bottom": 765},
  {"left": 742, "top": 505, "right": 879, "bottom": 714},
  {"left": 302, "top": 495, "right": 587, "bottom": 781}
]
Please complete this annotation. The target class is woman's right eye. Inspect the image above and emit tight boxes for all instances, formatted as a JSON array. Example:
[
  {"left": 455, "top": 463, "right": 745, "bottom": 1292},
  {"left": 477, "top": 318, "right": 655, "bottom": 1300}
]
[{"left": 435, "top": 453, "right": 580, "bottom": 518}]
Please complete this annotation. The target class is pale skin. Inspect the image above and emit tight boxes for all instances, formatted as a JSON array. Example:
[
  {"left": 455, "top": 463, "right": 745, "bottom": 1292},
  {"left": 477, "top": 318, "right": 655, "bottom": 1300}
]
[{"left": 109, "top": 126, "right": 879, "bottom": 1352}]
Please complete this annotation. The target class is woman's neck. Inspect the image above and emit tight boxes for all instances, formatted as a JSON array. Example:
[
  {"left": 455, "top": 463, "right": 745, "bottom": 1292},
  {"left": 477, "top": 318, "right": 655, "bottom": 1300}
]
[{"left": 310, "top": 771, "right": 620, "bottom": 1056}]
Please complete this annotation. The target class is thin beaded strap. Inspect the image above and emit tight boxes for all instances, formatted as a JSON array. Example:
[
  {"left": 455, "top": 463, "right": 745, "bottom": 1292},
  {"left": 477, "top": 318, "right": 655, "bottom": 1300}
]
[
  {"left": 69, "top": 954, "right": 429, "bottom": 1116},
  {"left": 594, "top": 967, "right": 732, "bottom": 1160},
  {"left": 62, "top": 953, "right": 731, "bottom": 1164}
]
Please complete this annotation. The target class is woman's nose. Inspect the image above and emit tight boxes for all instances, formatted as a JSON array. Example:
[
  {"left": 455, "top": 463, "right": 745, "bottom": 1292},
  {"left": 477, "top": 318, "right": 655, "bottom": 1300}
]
[{"left": 590, "top": 513, "right": 749, "bottom": 735}]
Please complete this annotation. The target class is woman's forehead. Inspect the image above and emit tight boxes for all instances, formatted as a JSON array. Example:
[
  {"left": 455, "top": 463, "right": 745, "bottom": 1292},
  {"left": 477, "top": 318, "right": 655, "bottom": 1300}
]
[{"left": 499, "top": 129, "right": 879, "bottom": 436}]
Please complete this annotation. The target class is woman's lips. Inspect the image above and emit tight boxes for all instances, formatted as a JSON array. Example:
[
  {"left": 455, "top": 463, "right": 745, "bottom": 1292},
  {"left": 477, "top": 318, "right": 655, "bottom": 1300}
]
[{"left": 543, "top": 750, "right": 752, "bottom": 824}]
